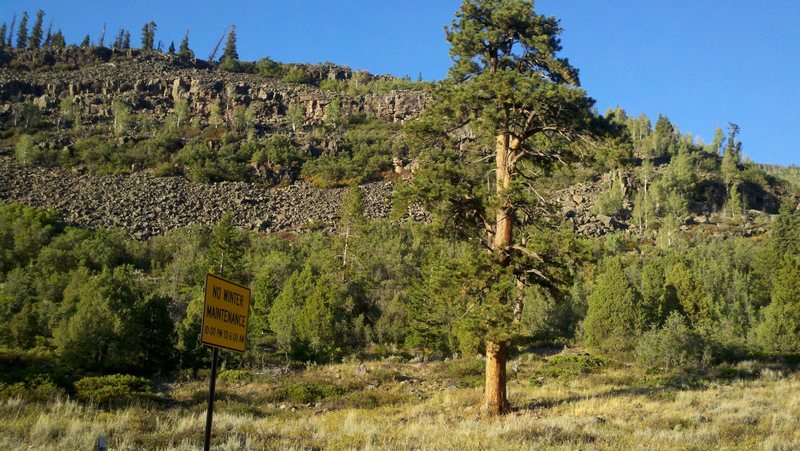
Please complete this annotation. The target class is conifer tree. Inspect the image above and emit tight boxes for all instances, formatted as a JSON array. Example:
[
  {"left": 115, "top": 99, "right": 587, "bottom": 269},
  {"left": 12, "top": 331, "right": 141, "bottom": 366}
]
[
  {"left": 16, "top": 11, "right": 29, "bottom": 49},
  {"left": 178, "top": 30, "right": 193, "bottom": 58},
  {"left": 80, "top": 34, "right": 90, "bottom": 48},
  {"left": 7, "top": 15, "right": 15, "bottom": 49},
  {"left": 584, "top": 258, "right": 643, "bottom": 352},
  {"left": 406, "top": 0, "right": 601, "bottom": 415},
  {"left": 221, "top": 25, "right": 239, "bottom": 62},
  {"left": 208, "top": 211, "right": 246, "bottom": 283},
  {"left": 122, "top": 31, "right": 130, "bottom": 49},
  {"left": 140, "top": 21, "right": 156, "bottom": 50},
  {"left": 43, "top": 21, "right": 52, "bottom": 47},
  {"left": 0, "top": 23, "right": 7, "bottom": 48},
  {"left": 28, "top": 10, "right": 44, "bottom": 48},
  {"left": 113, "top": 28, "right": 124, "bottom": 49},
  {"left": 167, "top": 41, "right": 175, "bottom": 54},
  {"left": 754, "top": 256, "right": 800, "bottom": 354},
  {"left": 722, "top": 123, "right": 742, "bottom": 216}
]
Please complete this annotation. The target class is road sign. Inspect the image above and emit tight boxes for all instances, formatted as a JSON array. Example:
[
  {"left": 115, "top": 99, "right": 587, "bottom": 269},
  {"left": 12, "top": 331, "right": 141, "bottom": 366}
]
[{"left": 200, "top": 273, "right": 251, "bottom": 353}]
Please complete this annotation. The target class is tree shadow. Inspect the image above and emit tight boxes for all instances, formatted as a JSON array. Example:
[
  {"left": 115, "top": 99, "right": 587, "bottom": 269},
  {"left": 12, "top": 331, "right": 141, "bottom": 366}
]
[{"left": 513, "top": 385, "right": 668, "bottom": 412}]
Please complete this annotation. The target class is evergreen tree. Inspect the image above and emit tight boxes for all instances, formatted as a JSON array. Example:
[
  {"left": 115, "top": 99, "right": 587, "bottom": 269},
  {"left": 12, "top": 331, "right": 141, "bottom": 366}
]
[
  {"left": 771, "top": 204, "right": 800, "bottom": 259},
  {"left": 167, "top": 41, "right": 175, "bottom": 54},
  {"left": 80, "top": 34, "right": 90, "bottom": 48},
  {"left": 268, "top": 264, "right": 315, "bottom": 360},
  {"left": 295, "top": 272, "right": 340, "bottom": 360},
  {"left": 207, "top": 211, "right": 247, "bottom": 283},
  {"left": 0, "top": 23, "right": 7, "bottom": 48},
  {"left": 722, "top": 123, "right": 743, "bottom": 215},
  {"left": 178, "top": 30, "right": 193, "bottom": 58},
  {"left": 663, "top": 262, "right": 708, "bottom": 325},
  {"left": 51, "top": 29, "right": 65, "bottom": 48},
  {"left": 7, "top": 15, "right": 15, "bottom": 49},
  {"left": 653, "top": 114, "right": 677, "bottom": 157},
  {"left": 754, "top": 256, "right": 800, "bottom": 354},
  {"left": 407, "top": 0, "right": 600, "bottom": 415},
  {"left": 122, "top": 30, "right": 130, "bottom": 49},
  {"left": 584, "top": 258, "right": 643, "bottom": 352},
  {"left": 16, "top": 11, "right": 29, "bottom": 49},
  {"left": 113, "top": 28, "right": 124, "bottom": 49},
  {"left": 221, "top": 24, "right": 239, "bottom": 62},
  {"left": 43, "top": 22, "right": 52, "bottom": 47},
  {"left": 705, "top": 127, "right": 725, "bottom": 155},
  {"left": 28, "top": 10, "right": 44, "bottom": 48},
  {"left": 140, "top": 21, "right": 156, "bottom": 50}
]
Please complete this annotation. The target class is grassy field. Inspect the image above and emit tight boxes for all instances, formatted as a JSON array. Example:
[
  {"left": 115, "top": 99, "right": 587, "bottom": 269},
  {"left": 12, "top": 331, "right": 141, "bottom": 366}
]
[{"left": 2, "top": 352, "right": 799, "bottom": 450}]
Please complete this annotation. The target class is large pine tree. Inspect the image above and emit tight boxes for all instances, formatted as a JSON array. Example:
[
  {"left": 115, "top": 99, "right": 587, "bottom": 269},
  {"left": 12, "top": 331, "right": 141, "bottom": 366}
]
[{"left": 406, "top": 0, "right": 601, "bottom": 415}]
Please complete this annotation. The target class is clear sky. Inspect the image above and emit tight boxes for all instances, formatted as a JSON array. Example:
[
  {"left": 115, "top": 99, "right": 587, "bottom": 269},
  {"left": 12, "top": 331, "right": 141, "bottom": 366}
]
[{"left": 2, "top": 1, "right": 798, "bottom": 166}]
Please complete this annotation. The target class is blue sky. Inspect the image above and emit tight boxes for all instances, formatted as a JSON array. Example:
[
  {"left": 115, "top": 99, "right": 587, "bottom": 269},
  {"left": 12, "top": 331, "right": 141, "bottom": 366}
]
[{"left": 2, "top": 1, "right": 798, "bottom": 166}]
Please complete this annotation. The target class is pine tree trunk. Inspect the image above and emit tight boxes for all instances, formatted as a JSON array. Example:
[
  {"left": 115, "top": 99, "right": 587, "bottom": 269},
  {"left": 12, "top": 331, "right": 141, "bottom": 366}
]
[
  {"left": 483, "top": 132, "right": 514, "bottom": 416},
  {"left": 484, "top": 340, "right": 509, "bottom": 415},
  {"left": 493, "top": 134, "right": 513, "bottom": 254}
]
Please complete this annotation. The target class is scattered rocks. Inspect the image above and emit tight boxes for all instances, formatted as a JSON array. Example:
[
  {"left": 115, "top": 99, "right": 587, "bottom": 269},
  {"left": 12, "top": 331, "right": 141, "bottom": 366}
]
[{"left": 0, "top": 156, "right": 401, "bottom": 239}]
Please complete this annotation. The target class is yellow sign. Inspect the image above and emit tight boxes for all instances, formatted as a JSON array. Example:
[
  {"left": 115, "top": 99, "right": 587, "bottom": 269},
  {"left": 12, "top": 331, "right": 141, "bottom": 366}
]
[{"left": 200, "top": 274, "right": 251, "bottom": 353}]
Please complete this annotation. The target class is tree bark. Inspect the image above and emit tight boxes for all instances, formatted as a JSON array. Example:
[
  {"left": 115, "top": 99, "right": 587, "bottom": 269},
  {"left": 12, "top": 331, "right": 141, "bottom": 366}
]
[
  {"left": 492, "top": 133, "right": 513, "bottom": 258},
  {"left": 484, "top": 340, "right": 509, "bottom": 415},
  {"left": 483, "top": 132, "right": 514, "bottom": 416}
]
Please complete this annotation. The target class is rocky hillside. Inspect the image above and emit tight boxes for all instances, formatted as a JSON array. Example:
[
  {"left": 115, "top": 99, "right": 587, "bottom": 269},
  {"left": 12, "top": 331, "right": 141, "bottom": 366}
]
[
  {"left": 0, "top": 153, "right": 415, "bottom": 239},
  {"left": 0, "top": 47, "right": 427, "bottom": 132},
  {"left": 0, "top": 48, "right": 793, "bottom": 240}
]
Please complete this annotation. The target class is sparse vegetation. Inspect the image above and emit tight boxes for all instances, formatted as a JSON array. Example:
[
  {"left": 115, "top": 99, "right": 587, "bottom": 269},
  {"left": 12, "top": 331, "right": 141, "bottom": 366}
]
[{"left": 2, "top": 356, "right": 800, "bottom": 449}]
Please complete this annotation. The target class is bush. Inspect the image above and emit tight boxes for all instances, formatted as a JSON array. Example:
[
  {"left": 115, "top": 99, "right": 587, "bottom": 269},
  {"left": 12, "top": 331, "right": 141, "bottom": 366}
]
[
  {"left": 217, "top": 369, "right": 252, "bottom": 383},
  {"left": 286, "top": 382, "right": 343, "bottom": 404},
  {"left": 255, "top": 57, "right": 286, "bottom": 78},
  {"left": 282, "top": 66, "right": 313, "bottom": 85},
  {"left": 635, "top": 312, "right": 710, "bottom": 373},
  {"left": 0, "top": 374, "right": 63, "bottom": 402},
  {"left": 301, "top": 117, "right": 395, "bottom": 187},
  {"left": 73, "top": 374, "right": 153, "bottom": 406},
  {"left": 15, "top": 134, "right": 46, "bottom": 166}
]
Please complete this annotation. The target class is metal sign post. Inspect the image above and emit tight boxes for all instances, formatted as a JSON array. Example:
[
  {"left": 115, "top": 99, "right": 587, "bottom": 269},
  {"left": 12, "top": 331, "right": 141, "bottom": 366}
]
[
  {"left": 200, "top": 273, "right": 251, "bottom": 450},
  {"left": 203, "top": 347, "right": 219, "bottom": 451}
]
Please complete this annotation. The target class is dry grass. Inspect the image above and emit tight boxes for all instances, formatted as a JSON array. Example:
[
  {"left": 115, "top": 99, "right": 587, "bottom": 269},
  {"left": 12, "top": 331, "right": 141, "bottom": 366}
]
[{"left": 5, "top": 357, "right": 800, "bottom": 449}]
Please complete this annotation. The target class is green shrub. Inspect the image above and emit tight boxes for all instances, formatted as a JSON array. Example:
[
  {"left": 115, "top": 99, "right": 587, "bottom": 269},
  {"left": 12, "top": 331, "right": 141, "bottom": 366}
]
[
  {"left": 0, "top": 373, "right": 63, "bottom": 401},
  {"left": 14, "top": 134, "right": 46, "bottom": 166},
  {"left": 255, "top": 57, "right": 286, "bottom": 78},
  {"left": 282, "top": 66, "right": 313, "bottom": 84},
  {"left": 301, "top": 117, "right": 395, "bottom": 187},
  {"left": 73, "top": 374, "right": 154, "bottom": 406},
  {"left": 635, "top": 312, "right": 709, "bottom": 373},
  {"left": 217, "top": 369, "right": 252, "bottom": 383},
  {"left": 286, "top": 382, "right": 343, "bottom": 404}
]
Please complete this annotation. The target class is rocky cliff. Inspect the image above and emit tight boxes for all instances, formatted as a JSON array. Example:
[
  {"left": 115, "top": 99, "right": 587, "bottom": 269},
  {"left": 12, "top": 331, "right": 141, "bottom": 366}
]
[{"left": 0, "top": 47, "right": 427, "bottom": 131}]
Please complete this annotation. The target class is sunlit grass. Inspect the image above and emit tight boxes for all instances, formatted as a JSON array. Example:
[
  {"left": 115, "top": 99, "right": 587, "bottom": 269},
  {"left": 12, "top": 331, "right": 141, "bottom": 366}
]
[{"left": 4, "top": 356, "right": 800, "bottom": 449}]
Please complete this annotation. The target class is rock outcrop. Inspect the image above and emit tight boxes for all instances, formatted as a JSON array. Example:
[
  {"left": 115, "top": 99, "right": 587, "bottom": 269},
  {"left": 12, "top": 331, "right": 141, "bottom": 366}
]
[{"left": 0, "top": 48, "right": 428, "bottom": 131}]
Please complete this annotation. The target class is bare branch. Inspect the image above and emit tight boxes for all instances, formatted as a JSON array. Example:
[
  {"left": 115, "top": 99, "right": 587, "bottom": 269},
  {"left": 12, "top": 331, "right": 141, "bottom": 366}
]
[{"left": 511, "top": 244, "right": 545, "bottom": 263}]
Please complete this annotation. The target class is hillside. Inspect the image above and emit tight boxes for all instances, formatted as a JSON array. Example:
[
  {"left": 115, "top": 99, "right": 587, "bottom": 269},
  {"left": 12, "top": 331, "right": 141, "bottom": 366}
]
[{"left": 1, "top": 48, "right": 796, "bottom": 241}]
